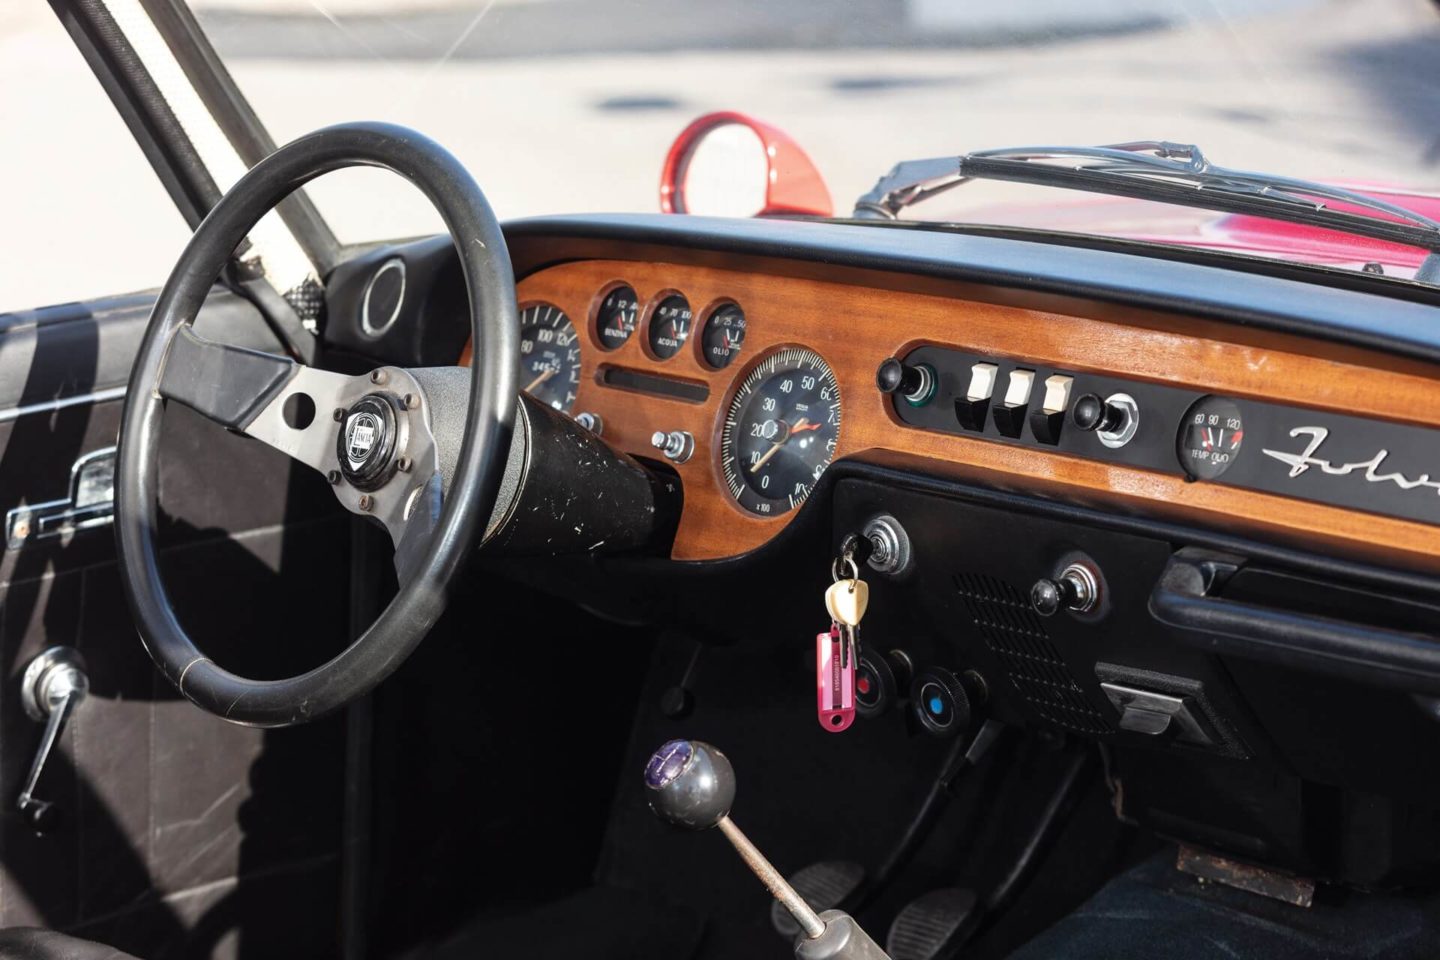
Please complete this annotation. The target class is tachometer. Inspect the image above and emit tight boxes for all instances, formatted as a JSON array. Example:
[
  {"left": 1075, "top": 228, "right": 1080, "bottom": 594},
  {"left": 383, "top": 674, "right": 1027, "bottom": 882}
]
[
  {"left": 1178, "top": 396, "right": 1244, "bottom": 480},
  {"left": 520, "top": 302, "right": 581, "bottom": 413},
  {"left": 720, "top": 348, "right": 841, "bottom": 516}
]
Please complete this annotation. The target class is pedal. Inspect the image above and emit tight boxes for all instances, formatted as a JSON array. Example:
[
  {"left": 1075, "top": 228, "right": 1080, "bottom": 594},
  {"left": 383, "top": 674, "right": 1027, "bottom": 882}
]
[
  {"left": 770, "top": 861, "right": 866, "bottom": 938},
  {"left": 885, "top": 888, "right": 976, "bottom": 960}
]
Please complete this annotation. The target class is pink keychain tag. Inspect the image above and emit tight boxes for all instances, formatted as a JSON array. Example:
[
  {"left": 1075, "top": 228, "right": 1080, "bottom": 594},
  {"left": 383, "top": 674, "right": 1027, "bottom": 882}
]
[{"left": 816, "top": 624, "right": 856, "bottom": 733}]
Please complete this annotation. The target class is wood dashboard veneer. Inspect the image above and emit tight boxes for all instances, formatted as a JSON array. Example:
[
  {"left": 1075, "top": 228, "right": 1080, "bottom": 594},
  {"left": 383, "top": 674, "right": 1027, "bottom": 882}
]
[{"left": 462, "top": 259, "right": 1440, "bottom": 568}]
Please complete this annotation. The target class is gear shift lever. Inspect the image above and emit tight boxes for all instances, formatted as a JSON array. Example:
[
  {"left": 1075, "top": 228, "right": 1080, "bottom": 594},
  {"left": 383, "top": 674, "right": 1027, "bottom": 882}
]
[{"left": 645, "top": 740, "right": 890, "bottom": 960}]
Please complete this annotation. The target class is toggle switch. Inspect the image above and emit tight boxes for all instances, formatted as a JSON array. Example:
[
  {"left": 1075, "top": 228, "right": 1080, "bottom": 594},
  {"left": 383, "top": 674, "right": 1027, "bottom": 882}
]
[
  {"left": 1029, "top": 375, "right": 1073, "bottom": 445},
  {"left": 992, "top": 369, "right": 1034, "bottom": 438},
  {"left": 955, "top": 362, "right": 997, "bottom": 432}
]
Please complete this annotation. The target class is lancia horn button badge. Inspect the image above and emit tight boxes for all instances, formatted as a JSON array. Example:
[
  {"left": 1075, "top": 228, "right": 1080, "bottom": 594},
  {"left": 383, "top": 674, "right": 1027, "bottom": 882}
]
[
  {"left": 337, "top": 394, "right": 400, "bottom": 490},
  {"left": 346, "top": 412, "right": 379, "bottom": 465}
]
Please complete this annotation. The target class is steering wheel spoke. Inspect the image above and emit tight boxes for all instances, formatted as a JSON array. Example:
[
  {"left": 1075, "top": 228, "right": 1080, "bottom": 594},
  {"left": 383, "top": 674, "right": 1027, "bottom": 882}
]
[
  {"left": 158, "top": 325, "right": 453, "bottom": 561},
  {"left": 157, "top": 326, "right": 301, "bottom": 432}
]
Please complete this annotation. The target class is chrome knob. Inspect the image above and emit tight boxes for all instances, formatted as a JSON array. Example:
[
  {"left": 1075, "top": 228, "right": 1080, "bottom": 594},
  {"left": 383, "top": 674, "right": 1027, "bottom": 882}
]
[
  {"left": 650, "top": 429, "right": 695, "bottom": 464},
  {"left": 1030, "top": 563, "right": 1100, "bottom": 617},
  {"left": 574, "top": 411, "right": 603, "bottom": 435}
]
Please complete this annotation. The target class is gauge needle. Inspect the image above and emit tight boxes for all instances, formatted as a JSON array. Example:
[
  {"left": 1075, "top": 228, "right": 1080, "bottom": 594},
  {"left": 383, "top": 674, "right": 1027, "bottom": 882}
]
[
  {"left": 525, "top": 369, "right": 556, "bottom": 393},
  {"left": 750, "top": 417, "right": 811, "bottom": 474}
]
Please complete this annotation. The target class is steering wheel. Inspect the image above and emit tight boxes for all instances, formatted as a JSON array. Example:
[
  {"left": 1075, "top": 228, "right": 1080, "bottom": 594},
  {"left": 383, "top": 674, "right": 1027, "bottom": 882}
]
[{"left": 115, "top": 122, "right": 518, "bottom": 727}]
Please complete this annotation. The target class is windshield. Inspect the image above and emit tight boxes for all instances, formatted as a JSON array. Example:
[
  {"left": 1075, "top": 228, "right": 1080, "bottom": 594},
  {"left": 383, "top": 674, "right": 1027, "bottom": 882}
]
[{"left": 168, "top": 1, "right": 1440, "bottom": 265}]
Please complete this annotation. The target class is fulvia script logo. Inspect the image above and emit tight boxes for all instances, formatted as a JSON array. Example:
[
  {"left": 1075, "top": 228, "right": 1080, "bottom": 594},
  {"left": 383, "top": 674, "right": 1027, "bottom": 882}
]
[
  {"left": 345, "top": 412, "right": 380, "bottom": 464},
  {"left": 1262, "top": 426, "right": 1440, "bottom": 495}
]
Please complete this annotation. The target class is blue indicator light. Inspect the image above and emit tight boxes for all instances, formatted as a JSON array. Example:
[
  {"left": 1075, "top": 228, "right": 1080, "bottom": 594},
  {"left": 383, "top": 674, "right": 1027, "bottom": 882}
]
[{"left": 928, "top": 696, "right": 945, "bottom": 715}]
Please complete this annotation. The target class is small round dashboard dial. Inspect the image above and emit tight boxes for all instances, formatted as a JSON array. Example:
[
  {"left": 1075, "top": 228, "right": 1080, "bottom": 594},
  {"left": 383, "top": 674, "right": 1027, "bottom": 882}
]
[
  {"left": 595, "top": 284, "right": 638, "bottom": 350},
  {"left": 1178, "top": 396, "right": 1245, "bottom": 480},
  {"left": 647, "top": 293, "right": 692, "bottom": 360},
  {"left": 700, "top": 302, "right": 746, "bottom": 369}
]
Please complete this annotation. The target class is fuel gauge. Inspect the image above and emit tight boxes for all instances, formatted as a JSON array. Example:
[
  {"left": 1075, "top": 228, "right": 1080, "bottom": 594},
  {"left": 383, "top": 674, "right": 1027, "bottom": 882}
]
[
  {"left": 1178, "top": 396, "right": 1245, "bottom": 480},
  {"left": 596, "top": 284, "right": 638, "bottom": 350}
]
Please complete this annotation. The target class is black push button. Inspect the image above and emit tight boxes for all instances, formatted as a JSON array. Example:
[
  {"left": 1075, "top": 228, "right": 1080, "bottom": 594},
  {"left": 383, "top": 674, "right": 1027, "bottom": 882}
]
[
  {"left": 910, "top": 667, "right": 978, "bottom": 738},
  {"left": 877, "top": 357, "right": 937, "bottom": 407},
  {"left": 1072, "top": 393, "right": 1124, "bottom": 433}
]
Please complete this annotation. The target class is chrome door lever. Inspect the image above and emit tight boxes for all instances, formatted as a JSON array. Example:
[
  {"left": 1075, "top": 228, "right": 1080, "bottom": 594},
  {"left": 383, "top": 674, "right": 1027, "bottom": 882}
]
[{"left": 17, "top": 647, "right": 88, "bottom": 833}]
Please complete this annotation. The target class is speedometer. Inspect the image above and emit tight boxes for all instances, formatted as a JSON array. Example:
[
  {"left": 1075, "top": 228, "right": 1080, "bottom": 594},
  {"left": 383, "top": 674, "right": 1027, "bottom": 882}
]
[
  {"left": 720, "top": 348, "right": 841, "bottom": 517},
  {"left": 519, "top": 302, "right": 581, "bottom": 413}
]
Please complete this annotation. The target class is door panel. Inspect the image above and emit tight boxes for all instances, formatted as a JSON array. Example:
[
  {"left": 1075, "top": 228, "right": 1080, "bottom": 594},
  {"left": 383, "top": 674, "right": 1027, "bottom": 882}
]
[{"left": 0, "top": 289, "right": 350, "bottom": 958}]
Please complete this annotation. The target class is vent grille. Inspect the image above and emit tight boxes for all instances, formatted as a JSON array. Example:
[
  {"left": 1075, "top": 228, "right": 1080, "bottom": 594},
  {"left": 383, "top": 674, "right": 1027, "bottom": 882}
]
[{"left": 953, "top": 571, "right": 1113, "bottom": 735}]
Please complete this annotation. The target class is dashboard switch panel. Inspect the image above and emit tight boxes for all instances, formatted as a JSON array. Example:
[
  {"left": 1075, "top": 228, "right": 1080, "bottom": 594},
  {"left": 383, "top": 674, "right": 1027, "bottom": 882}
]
[{"left": 890, "top": 344, "right": 1440, "bottom": 528}]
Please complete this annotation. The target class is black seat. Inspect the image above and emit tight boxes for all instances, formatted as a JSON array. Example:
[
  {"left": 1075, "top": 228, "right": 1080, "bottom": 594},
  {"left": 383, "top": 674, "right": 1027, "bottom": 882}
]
[{"left": 0, "top": 929, "right": 140, "bottom": 960}]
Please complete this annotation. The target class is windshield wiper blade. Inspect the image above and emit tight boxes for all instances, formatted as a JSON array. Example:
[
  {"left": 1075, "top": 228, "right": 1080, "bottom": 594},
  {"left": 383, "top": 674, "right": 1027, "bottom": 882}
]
[{"left": 853, "top": 141, "right": 1440, "bottom": 274}]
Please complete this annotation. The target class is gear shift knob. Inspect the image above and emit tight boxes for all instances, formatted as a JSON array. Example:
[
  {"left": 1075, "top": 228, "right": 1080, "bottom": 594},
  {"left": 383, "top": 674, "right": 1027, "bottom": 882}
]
[
  {"left": 644, "top": 741, "right": 892, "bottom": 959},
  {"left": 644, "top": 739, "right": 736, "bottom": 830}
]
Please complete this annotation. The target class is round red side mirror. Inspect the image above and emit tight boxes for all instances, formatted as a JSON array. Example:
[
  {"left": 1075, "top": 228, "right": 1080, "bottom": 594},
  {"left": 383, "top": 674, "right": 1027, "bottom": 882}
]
[{"left": 660, "top": 112, "right": 833, "bottom": 218}]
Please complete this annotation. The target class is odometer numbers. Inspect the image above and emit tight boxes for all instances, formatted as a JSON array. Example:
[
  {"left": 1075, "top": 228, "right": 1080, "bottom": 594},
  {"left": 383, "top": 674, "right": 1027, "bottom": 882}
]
[
  {"left": 1178, "top": 396, "right": 1245, "bottom": 480},
  {"left": 720, "top": 348, "right": 841, "bottom": 517},
  {"left": 519, "top": 302, "right": 581, "bottom": 413}
]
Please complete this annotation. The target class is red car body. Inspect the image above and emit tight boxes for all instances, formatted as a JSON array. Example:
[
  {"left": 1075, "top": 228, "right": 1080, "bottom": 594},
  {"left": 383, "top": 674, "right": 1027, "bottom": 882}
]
[{"left": 662, "top": 112, "right": 1440, "bottom": 280}]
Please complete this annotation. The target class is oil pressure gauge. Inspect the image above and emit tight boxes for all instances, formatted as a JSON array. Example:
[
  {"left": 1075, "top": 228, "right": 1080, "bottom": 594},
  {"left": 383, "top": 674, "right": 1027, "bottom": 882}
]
[{"left": 1178, "top": 396, "right": 1245, "bottom": 480}]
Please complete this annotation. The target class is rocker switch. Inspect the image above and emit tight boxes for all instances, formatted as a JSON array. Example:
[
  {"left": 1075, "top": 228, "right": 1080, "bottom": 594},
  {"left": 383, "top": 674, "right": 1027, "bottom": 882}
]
[
  {"left": 992, "top": 369, "right": 1034, "bottom": 438},
  {"left": 1030, "top": 375, "right": 1073, "bottom": 445},
  {"left": 955, "top": 363, "right": 998, "bottom": 432}
]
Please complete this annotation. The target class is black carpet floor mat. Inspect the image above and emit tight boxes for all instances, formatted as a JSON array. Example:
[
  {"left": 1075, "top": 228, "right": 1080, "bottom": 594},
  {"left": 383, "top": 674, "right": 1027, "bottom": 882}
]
[
  {"left": 422, "top": 884, "right": 704, "bottom": 960},
  {"left": 1009, "top": 850, "right": 1440, "bottom": 960}
]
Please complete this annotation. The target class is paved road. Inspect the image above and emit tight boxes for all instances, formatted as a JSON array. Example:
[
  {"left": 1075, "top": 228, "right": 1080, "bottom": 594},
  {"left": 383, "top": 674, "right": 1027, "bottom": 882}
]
[{"left": 2, "top": 0, "right": 1439, "bottom": 309}]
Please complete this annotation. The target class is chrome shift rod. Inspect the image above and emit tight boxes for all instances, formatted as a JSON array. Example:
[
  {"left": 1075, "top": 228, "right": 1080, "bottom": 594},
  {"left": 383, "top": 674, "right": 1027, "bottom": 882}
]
[{"left": 644, "top": 740, "right": 890, "bottom": 960}]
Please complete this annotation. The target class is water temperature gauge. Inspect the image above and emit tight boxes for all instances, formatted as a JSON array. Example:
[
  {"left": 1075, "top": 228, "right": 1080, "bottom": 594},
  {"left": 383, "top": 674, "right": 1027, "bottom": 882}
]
[{"left": 1178, "top": 396, "right": 1245, "bottom": 480}]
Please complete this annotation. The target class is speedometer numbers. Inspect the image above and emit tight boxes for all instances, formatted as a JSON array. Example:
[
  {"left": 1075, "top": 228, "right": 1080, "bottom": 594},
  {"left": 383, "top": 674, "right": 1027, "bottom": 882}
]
[
  {"left": 720, "top": 348, "right": 841, "bottom": 517},
  {"left": 519, "top": 302, "right": 581, "bottom": 413}
]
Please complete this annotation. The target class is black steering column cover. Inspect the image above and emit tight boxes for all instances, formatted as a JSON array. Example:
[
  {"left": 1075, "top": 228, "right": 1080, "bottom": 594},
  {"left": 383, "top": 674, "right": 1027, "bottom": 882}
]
[{"left": 116, "top": 122, "right": 517, "bottom": 726}]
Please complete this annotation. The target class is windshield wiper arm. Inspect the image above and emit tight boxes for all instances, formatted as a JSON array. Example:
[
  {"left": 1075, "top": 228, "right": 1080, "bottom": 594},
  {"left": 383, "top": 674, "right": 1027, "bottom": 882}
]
[{"left": 853, "top": 141, "right": 1440, "bottom": 274}]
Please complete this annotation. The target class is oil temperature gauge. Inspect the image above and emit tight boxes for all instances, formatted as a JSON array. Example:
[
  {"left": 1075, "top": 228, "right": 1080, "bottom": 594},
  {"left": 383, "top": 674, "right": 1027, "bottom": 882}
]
[{"left": 1178, "top": 396, "right": 1245, "bottom": 480}]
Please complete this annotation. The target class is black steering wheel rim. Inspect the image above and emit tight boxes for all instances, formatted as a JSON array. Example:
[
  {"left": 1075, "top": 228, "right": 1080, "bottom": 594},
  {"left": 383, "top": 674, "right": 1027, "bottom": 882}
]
[{"left": 115, "top": 122, "right": 518, "bottom": 727}]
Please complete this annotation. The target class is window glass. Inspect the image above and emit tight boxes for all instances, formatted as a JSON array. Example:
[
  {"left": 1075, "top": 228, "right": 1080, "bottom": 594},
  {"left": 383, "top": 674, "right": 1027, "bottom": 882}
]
[
  {"left": 194, "top": 0, "right": 1440, "bottom": 248},
  {"left": 0, "top": 7, "right": 190, "bottom": 309}
]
